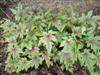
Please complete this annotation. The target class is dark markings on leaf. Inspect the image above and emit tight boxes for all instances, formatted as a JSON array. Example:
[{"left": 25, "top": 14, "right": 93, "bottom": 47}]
[
  {"left": 32, "top": 46, "right": 39, "bottom": 51},
  {"left": 66, "top": 40, "right": 70, "bottom": 48},
  {"left": 64, "top": 52, "right": 72, "bottom": 59}
]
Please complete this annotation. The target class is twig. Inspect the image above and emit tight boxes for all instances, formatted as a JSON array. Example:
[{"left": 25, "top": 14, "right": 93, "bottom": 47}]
[
  {"left": 0, "top": 8, "right": 12, "bottom": 19},
  {"left": 55, "top": 63, "right": 64, "bottom": 75}
]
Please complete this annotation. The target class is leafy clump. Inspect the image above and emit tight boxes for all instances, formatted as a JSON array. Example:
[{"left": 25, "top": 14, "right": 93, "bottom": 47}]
[{"left": 0, "top": 3, "right": 100, "bottom": 75}]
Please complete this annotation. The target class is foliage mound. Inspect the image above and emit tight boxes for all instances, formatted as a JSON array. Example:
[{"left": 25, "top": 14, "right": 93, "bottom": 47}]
[{"left": 0, "top": 3, "right": 100, "bottom": 75}]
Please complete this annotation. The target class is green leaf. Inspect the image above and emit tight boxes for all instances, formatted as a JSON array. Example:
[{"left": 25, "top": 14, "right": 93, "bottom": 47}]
[
  {"left": 86, "top": 11, "right": 93, "bottom": 19},
  {"left": 91, "top": 72, "right": 100, "bottom": 75},
  {"left": 39, "top": 30, "right": 57, "bottom": 54},
  {"left": 79, "top": 49, "right": 96, "bottom": 73}
]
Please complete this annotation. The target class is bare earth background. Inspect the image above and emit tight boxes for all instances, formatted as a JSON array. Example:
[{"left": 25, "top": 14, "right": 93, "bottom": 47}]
[
  {"left": 0, "top": 0, "right": 100, "bottom": 19},
  {"left": 19, "top": 0, "right": 100, "bottom": 15}
]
